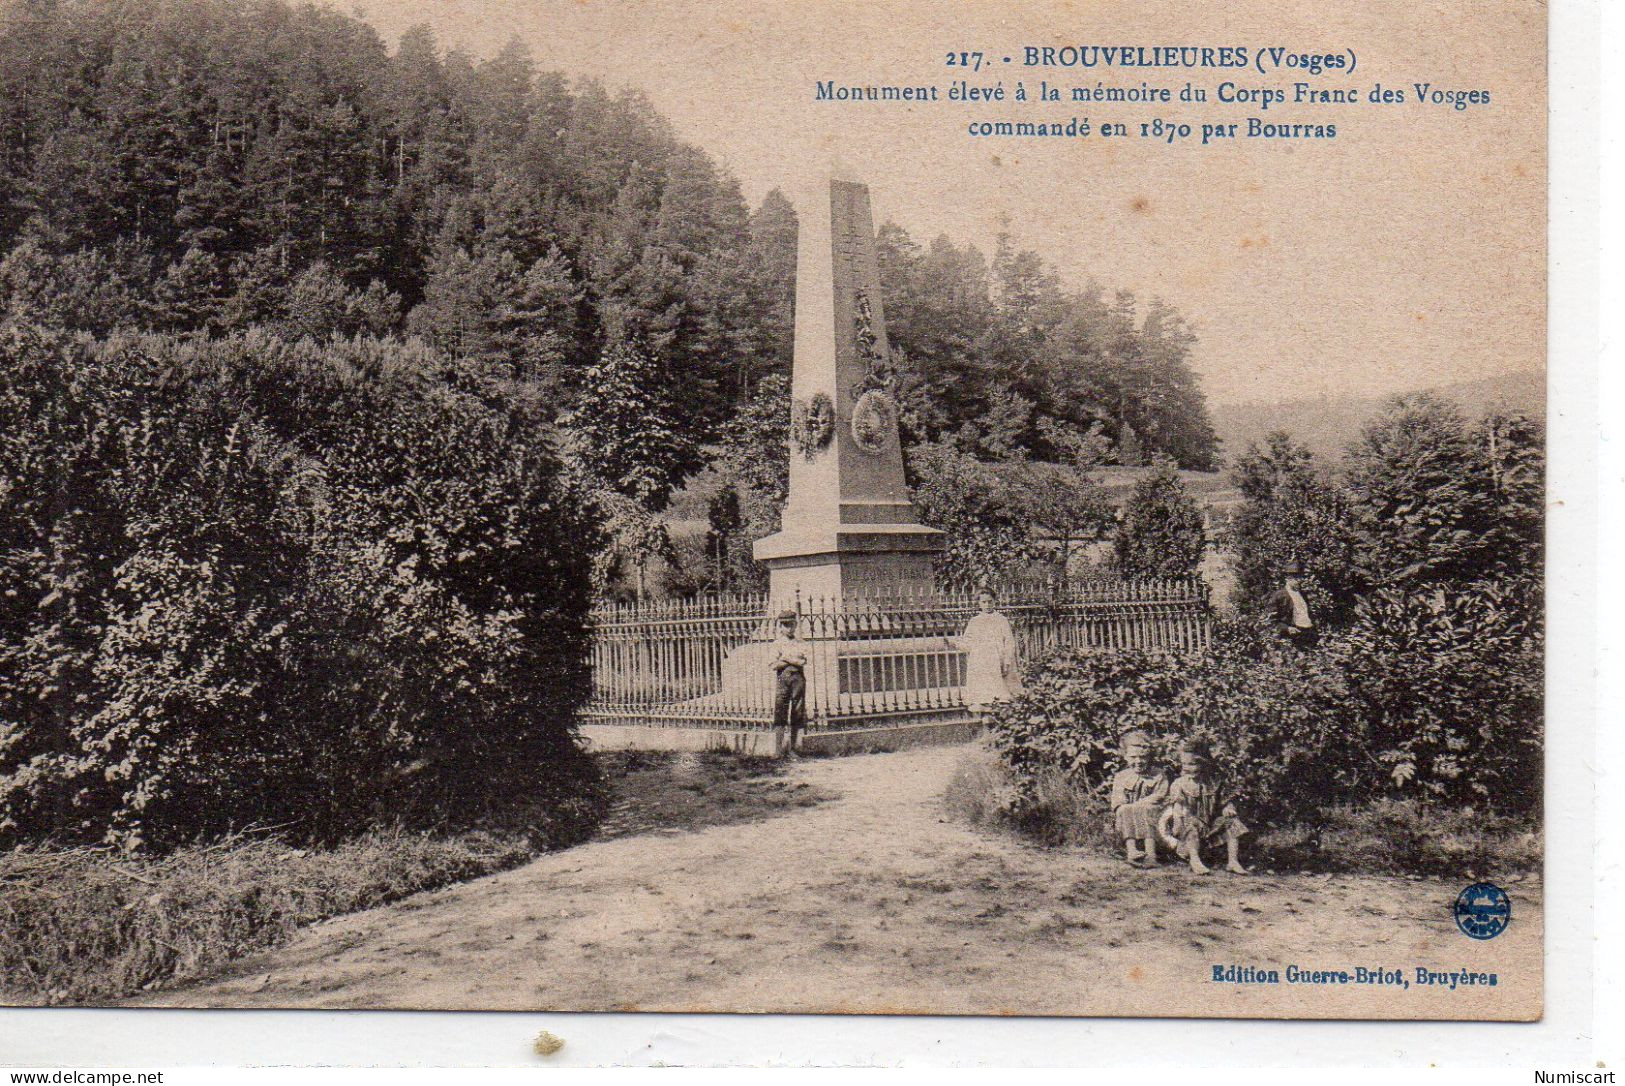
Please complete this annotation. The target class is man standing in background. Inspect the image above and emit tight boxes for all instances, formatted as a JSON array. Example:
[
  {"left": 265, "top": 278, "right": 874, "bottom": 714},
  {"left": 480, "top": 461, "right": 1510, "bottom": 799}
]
[{"left": 1268, "top": 560, "right": 1318, "bottom": 648}]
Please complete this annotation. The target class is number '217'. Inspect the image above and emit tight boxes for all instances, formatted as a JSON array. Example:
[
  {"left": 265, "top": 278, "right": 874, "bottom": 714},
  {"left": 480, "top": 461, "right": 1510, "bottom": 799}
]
[{"left": 945, "top": 51, "right": 985, "bottom": 72}]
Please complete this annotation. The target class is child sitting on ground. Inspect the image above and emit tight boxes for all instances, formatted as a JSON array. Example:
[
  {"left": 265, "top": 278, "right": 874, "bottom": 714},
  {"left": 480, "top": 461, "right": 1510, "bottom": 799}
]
[
  {"left": 1108, "top": 728, "right": 1169, "bottom": 868},
  {"left": 1159, "top": 740, "right": 1250, "bottom": 876}
]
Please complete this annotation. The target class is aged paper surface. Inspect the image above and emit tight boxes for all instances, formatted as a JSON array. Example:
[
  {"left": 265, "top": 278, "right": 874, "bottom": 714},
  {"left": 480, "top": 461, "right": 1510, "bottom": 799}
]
[{"left": 0, "top": 0, "right": 1544, "bottom": 1022}]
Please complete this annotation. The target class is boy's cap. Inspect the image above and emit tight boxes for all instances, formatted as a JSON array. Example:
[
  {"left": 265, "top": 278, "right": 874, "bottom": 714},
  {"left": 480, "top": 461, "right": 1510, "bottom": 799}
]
[{"left": 777, "top": 609, "right": 797, "bottom": 622}]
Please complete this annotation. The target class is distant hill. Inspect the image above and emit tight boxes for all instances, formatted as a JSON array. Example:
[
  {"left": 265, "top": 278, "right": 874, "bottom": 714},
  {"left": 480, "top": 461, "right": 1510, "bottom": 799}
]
[
  {"left": 1209, "top": 371, "right": 1545, "bottom": 468},
  {"left": 1091, "top": 465, "right": 1237, "bottom": 507}
]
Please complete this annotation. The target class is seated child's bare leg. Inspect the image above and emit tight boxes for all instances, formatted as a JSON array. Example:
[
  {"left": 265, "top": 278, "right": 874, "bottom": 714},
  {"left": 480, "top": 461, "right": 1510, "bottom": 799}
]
[
  {"left": 1183, "top": 831, "right": 1210, "bottom": 874},
  {"left": 1124, "top": 837, "right": 1144, "bottom": 862},
  {"left": 1225, "top": 829, "right": 1249, "bottom": 874},
  {"left": 1143, "top": 833, "right": 1159, "bottom": 863}
]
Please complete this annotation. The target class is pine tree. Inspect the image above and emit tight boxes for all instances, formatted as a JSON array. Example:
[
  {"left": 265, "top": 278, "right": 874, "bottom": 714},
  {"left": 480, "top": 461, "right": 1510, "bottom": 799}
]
[
  {"left": 738, "top": 189, "right": 799, "bottom": 385},
  {"left": 220, "top": 245, "right": 292, "bottom": 330},
  {"left": 562, "top": 335, "right": 696, "bottom": 511},
  {"left": 282, "top": 260, "right": 358, "bottom": 339},
  {"left": 1473, "top": 411, "right": 1543, "bottom": 580},
  {"left": 1344, "top": 393, "right": 1500, "bottom": 587},
  {"left": 468, "top": 38, "right": 536, "bottom": 155},
  {"left": 152, "top": 247, "right": 229, "bottom": 332},
  {"left": 495, "top": 246, "right": 582, "bottom": 390},
  {"left": 0, "top": 0, "right": 1221, "bottom": 472},
  {"left": 1224, "top": 431, "right": 1362, "bottom": 624},
  {"left": 0, "top": 240, "right": 149, "bottom": 333},
  {"left": 345, "top": 279, "right": 404, "bottom": 336}
]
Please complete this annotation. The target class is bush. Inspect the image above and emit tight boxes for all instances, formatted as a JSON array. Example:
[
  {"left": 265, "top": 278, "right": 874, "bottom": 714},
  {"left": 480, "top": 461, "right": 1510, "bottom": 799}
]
[
  {"left": 1224, "top": 432, "right": 1364, "bottom": 625},
  {"left": 985, "top": 648, "right": 1189, "bottom": 797},
  {"left": 986, "top": 632, "right": 1359, "bottom": 829},
  {"left": 1344, "top": 395, "right": 1543, "bottom": 588},
  {"left": 971, "top": 398, "right": 1544, "bottom": 871},
  {"left": 943, "top": 748, "right": 1014, "bottom": 831},
  {"left": 983, "top": 579, "right": 1541, "bottom": 857},
  {"left": 1226, "top": 405, "right": 1544, "bottom": 627},
  {"left": 1175, "top": 628, "right": 1364, "bottom": 826},
  {"left": 955, "top": 747, "right": 1539, "bottom": 877},
  {"left": 945, "top": 749, "right": 1109, "bottom": 850},
  {"left": 0, "top": 324, "right": 604, "bottom": 850},
  {"left": 1113, "top": 458, "right": 1204, "bottom": 578},
  {"left": 1340, "top": 578, "right": 1543, "bottom": 814},
  {"left": 908, "top": 440, "right": 1046, "bottom": 590}
]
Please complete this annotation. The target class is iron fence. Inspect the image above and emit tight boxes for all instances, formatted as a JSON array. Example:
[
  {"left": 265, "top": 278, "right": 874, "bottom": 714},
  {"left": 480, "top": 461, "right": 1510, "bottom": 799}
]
[{"left": 582, "top": 578, "right": 1210, "bottom": 731}]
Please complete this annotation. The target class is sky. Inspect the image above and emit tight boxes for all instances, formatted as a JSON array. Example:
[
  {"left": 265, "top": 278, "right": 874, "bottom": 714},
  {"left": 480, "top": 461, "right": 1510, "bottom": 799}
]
[{"left": 351, "top": 0, "right": 1545, "bottom": 407}]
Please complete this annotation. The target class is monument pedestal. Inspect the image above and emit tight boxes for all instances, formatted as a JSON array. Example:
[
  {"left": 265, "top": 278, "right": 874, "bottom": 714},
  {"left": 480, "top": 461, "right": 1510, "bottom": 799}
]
[{"left": 753, "top": 522, "right": 941, "bottom": 603}]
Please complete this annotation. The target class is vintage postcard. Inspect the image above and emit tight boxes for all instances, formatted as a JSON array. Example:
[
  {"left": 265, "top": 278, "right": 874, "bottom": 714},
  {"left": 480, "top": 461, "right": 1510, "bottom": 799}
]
[{"left": 0, "top": 0, "right": 1544, "bottom": 1022}]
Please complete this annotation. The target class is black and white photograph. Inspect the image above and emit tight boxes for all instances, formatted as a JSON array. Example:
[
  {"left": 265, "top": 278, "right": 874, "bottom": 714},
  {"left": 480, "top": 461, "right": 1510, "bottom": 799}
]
[{"left": 0, "top": 0, "right": 1551, "bottom": 1026}]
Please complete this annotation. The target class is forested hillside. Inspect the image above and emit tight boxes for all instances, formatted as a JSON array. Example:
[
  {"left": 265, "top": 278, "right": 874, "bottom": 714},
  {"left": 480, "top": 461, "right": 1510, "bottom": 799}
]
[
  {"left": 0, "top": 0, "right": 1216, "bottom": 472},
  {"left": 0, "top": 0, "right": 1222, "bottom": 852}
]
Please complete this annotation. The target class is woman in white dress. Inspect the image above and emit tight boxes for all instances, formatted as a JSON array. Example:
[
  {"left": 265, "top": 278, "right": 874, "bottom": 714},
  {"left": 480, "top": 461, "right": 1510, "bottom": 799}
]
[{"left": 961, "top": 588, "right": 1022, "bottom": 714}]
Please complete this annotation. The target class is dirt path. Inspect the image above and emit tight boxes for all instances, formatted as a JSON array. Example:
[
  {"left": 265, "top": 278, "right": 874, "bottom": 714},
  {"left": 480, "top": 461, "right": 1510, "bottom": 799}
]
[{"left": 141, "top": 745, "right": 1541, "bottom": 1018}]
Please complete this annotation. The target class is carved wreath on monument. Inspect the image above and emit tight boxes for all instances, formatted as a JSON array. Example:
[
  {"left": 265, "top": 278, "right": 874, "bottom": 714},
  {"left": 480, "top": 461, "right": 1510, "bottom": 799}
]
[
  {"left": 849, "top": 288, "right": 896, "bottom": 455},
  {"left": 790, "top": 392, "right": 835, "bottom": 459},
  {"left": 850, "top": 389, "right": 895, "bottom": 453}
]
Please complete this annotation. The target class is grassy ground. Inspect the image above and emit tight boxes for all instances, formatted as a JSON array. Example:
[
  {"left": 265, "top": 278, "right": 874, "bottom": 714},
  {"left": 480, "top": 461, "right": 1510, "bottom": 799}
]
[
  {"left": 595, "top": 750, "right": 837, "bottom": 839},
  {"left": 0, "top": 829, "right": 541, "bottom": 1006},
  {"left": 0, "top": 749, "right": 822, "bottom": 1008}
]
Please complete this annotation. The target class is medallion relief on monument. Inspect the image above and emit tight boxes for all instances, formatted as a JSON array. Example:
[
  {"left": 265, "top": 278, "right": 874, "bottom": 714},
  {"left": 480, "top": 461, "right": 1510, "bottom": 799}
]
[
  {"left": 850, "top": 388, "right": 896, "bottom": 454},
  {"left": 790, "top": 392, "right": 836, "bottom": 459}
]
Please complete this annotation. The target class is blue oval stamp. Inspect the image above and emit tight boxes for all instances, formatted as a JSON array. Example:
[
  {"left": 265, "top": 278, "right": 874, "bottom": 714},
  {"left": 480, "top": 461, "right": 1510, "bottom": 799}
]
[{"left": 1453, "top": 882, "right": 1511, "bottom": 940}]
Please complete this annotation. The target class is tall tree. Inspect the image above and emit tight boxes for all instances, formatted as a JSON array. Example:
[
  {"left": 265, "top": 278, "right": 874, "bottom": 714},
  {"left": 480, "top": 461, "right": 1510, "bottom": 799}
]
[
  {"left": 1224, "top": 430, "right": 1362, "bottom": 624},
  {"left": 708, "top": 371, "right": 792, "bottom": 591},
  {"left": 1344, "top": 393, "right": 1505, "bottom": 588},
  {"left": 562, "top": 334, "right": 696, "bottom": 512},
  {"left": 1114, "top": 458, "right": 1205, "bottom": 578},
  {"left": 732, "top": 188, "right": 798, "bottom": 394}
]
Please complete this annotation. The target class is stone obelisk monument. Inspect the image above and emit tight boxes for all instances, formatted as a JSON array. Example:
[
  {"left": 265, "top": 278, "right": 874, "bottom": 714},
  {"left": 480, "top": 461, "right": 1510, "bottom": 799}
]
[{"left": 753, "top": 178, "right": 942, "bottom": 603}]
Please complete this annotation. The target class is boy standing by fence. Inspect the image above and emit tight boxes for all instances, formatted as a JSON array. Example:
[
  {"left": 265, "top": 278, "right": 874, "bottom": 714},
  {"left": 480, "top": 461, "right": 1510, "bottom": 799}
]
[{"left": 770, "top": 609, "right": 808, "bottom": 756}]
